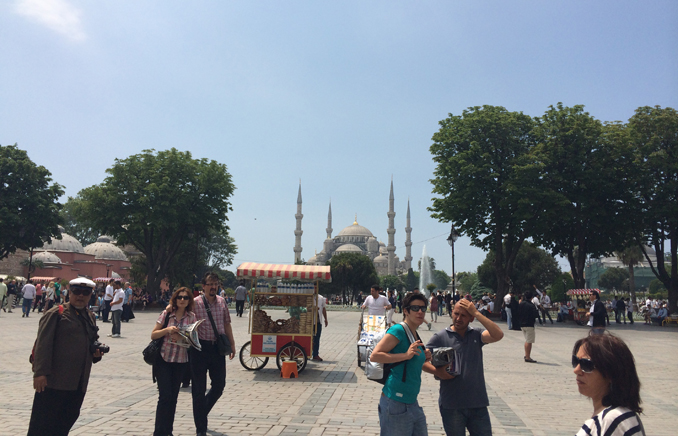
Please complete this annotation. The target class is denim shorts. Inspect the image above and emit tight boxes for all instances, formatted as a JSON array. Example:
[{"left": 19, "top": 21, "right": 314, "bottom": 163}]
[{"left": 378, "top": 394, "right": 428, "bottom": 436}]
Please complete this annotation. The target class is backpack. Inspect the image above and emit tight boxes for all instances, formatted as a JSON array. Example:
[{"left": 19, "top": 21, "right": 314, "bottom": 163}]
[
  {"left": 365, "top": 322, "right": 418, "bottom": 384},
  {"left": 29, "top": 305, "right": 64, "bottom": 365}
]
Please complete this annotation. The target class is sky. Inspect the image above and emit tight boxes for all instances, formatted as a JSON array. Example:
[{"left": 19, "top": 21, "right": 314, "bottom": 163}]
[{"left": 1, "top": 0, "right": 677, "bottom": 278}]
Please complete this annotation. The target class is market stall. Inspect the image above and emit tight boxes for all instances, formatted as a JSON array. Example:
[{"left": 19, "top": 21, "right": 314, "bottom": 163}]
[{"left": 236, "top": 263, "right": 331, "bottom": 374}]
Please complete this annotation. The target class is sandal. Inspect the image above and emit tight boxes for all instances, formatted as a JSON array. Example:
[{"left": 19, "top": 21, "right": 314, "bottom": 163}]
[{"left": 524, "top": 357, "right": 537, "bottom": 363}]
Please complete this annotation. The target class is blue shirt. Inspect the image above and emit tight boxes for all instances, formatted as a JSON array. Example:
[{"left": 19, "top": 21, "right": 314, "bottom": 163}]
[
  {"left": 124, "top": 287, "right": 133, "bottom": 304},
  {"left": 381, "top": 323, "right": 426, "bottom": 404}
]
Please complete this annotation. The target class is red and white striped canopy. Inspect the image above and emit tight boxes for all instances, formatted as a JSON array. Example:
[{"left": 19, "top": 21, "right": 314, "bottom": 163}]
[
  {"left": 30, "top": 276, "right": 57, "bottom": 282},
  {"left": 567, "top": 288, "right": 602, "bottom": 296},
  {"left": 94, "top": 277, "right": 119, "bottom": 282},
  {"left": 236, "top": 263, "right": 332, "bottom": 282}
]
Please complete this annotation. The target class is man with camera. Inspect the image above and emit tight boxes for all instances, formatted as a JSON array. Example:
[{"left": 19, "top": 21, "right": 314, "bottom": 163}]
[{"left": 28, "top": 277, "right": 108, "bottom": 436}]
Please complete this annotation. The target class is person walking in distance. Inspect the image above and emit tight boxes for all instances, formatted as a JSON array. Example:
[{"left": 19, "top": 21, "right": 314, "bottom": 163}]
[
  {"left": 519, "top": 292, "right": 539, "bottom": 363},
  {"left": 102, "top": 278, "right": 114, "bottom": 322},
  {"left": 0, "top": 278, "right": 7, "bottom": 315},
  {"left": 188, "top": 272, "right": 235, "bottom": 436},
  {"left": 108, "top": 281, "right": 125, "bottom": 338},
  {"left": 28, "top": 278, "right": 106, "bottom": 436},
  {"left": 423, "top": 299, "right": 504, "bottom": 436},
  {"left": 503, "top": 291, "right": 514, "bottom": 330},
  {"left": 21, "top": 280, "right": 36, "bottom": 318},
  {"left": 625, "top": 298, "right": 635, "bottom": 325},
  {"left": 312, "top": 293, "right": 328, "bottom": 362},
  {"left": 5, "top": 279, "right": 17, "bottom": 312},
  {"left": 234, "top": 281, "right": 247, "bottom": 317},
  {"left": 539, "top": 290, "right": 554, "bottom": 325}
]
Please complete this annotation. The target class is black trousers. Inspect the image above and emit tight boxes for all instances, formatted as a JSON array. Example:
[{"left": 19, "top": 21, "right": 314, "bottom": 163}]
[
  {"left": 190, "top": 342, "right": 226, "bottom": 432},
  {"left": 102, "top": 299, "right": 112, "bottom": 322},
  {"left": 235, "top": 299, "right": 245, "bottom": 316},
  {"left": 154, "top": 356, "right": 189, "bottom": 436},
  {"left": 27, "top": 387, "right": 85, "bottom": 436}
]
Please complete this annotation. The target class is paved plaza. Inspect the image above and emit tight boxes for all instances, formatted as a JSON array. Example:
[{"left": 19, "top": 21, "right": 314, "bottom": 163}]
[{"left": 0, "top": 307, "right": 676, "bottom": 436}]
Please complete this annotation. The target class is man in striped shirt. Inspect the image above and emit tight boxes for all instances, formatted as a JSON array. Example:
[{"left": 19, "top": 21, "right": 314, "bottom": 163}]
[{"left": 190, "top": 272, "right": 236, "bottom": 436}]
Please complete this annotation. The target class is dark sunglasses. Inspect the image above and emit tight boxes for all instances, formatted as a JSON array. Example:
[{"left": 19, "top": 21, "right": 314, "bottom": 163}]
[
  {"left": 407, "top": 305, "right": 427, "bottom": 313},
  {"left": 176, "top": 295, "right": 190, "bottom": 301},
  {"left": 572, "top": 355, "right": 595, "bottom": 373},
  {"left": 70, "top": 287, "right": 93, "bottom": 296}
]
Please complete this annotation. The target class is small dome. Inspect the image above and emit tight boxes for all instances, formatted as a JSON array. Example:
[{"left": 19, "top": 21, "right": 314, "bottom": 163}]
[
  {"left": 335, "top": 244, "right": 363, "bottom": 253},
  {"left": 307, "top": 255, "right": 318, "bottom": 264},
  {"left": 32, "top": 251, "right": 62, "bottom": 264},
  {"left": 40, "top": 226, "right": 85, "bottom": 253},
  {"left": 373, "top": 254, "right": 388, "bottom": 264},
  {"left": 379, "top": 241, "right": 386, "bottom": 247},
  {"left": 379, "top": 245, "right": 388, "bottom": 255},
  {"left": 84, "top": 236, "right": 129, "bottom": 261}
]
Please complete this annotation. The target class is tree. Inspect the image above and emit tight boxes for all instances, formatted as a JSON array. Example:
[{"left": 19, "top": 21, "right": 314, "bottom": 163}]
[
  {"left": 320, "top": 253, "right": 378, "bottom": 304},
  {"left": 380, "top": 275, "right": 404, "bottom": 292},
  {"left": 549, "top": 273, "right": 574, "bottom": 303},
  {"left": 615, "top": 245, "right": 644, "bottom": 307},
  {"left": 60, "top": 197, "right": 99, "bottom": 245},
  {"left": 0, "top": 144, "right": 64, "bottom": 260},
  {"left": 477, "top": 242, "right": 561, "bottom": 296},
  {"left": 456, "top": 271, "right": 477, "bottom": 293},
  {"left": 598, "top": 268, "right": 629, "bottom": 293},
  {"left": 404, "top": 268, "right": 418, "bottom": 293},
  {"left": 432, "top": 269, "right": 450, "bottom": 290},
  {"left": 73, "top": 149, "right": 235, "bottom": 296},
  {"left": 531, "top": 104, "right": 631, "bottom": 289},
  {"left": 429, "top": 106, "right": 538, "bottom": 307},
  {"left": 628, "top": 106, "right": 678, "bottom": 313}
]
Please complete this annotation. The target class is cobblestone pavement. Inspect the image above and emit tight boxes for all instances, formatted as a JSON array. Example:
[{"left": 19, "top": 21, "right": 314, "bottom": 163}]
[{"left": 1, "top": 307, "right": 675, "bottom": 435}]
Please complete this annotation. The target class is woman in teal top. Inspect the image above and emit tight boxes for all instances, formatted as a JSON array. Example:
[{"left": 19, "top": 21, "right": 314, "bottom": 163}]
[{"left": 371, "top": 292, "right": 432, "bottom": 436}]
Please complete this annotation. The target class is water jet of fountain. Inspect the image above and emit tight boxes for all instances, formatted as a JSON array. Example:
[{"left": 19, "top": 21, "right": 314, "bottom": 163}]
[{"left": 419, "top": 245, "right": 433, "bottom": 298}]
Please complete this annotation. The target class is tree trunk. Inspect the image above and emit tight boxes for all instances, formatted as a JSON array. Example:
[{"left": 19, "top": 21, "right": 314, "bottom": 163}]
[{"left": 628, "top": 264, "right": 636, "bottom": 309}]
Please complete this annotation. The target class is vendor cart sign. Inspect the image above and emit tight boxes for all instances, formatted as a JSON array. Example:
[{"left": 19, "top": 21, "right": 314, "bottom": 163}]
[
  {"left": 362, "top": 315, "right": 386, "bottom": 333},
  {"left": 262, "top": 335, "right": 277, "bottom": 353}
]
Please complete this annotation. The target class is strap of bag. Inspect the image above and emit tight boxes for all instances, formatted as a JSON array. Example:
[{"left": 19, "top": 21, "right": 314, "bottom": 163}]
[{"left": 202, "top": 295, "right": 221, "bottom": 338}]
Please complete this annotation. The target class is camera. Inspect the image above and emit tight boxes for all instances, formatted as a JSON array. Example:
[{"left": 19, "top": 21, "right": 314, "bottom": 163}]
[{"left": 90, "top": 341, "right": 110, "bottom": 354}]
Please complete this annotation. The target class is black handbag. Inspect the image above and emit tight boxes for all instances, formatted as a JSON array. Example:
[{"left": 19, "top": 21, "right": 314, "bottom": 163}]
[
  {"left": 203, "top": 296, "right": 232, "bottom": 356},
  {"left": 142, "top": 311, "right": 171, "bottom": 365}
]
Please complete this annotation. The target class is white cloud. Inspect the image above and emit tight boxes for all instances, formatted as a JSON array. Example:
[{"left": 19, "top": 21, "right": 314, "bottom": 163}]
[{"left": 14, "top": 0, "right": 86, "bottom": 42}]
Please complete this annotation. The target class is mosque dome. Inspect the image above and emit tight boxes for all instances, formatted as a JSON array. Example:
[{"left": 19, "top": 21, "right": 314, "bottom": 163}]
[
  {"left": 373, "top": 254, "right": 388, "bottom": 264},
  {"left": 335, "top": 244, "right": 363, "bottom": 253},
  {"left": 337, "top": 217, "right": 374, "bottom": 238},
  {"left": 32, "top": 251, "right": 62, "bottom": 264},
  {"left": 40, "top": 226, "right": 85, "bottom": 253},
  {"left": 84, "top": 236, "right": 129, "bottom": 261}
]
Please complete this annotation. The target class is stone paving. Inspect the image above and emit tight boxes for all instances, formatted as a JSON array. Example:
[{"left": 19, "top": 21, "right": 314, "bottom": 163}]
[{"left": 0, "top": 306, "right": 676, "bottom": 435}]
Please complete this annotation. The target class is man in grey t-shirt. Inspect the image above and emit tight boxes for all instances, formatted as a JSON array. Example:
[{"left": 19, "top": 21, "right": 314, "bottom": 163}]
[
  {"left": 234, "top": 282, "right": 248, "bottom": 317},
  {"left": 423, "top": 299, "right": 504, "bottom": 436}
]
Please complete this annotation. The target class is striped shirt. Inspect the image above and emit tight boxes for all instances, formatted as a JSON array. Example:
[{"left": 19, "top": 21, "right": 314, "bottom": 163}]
[
  {"left": 576, "top": 406, "right": 645, "bottom": 436},
  {"left": 194, "top": 295, "right": 231, "bottom": 341},
  {"left": 157, "top": 310, "right": 197, "bottom": 363}
]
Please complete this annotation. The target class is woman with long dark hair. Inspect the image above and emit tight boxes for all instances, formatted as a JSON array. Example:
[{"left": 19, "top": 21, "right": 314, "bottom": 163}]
[
  {"left": 573, "top": 332, "right": 645, "bottom": 435},
  {"left": 151, "top": 287, "right": 197, "bottom": 436}
]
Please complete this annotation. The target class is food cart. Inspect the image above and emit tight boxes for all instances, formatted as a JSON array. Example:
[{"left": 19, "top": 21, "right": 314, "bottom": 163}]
[
  {"left": 566, "top": 288, "right": 602, "bottom": 325},
  {"left": 236, "top": 262, "right": 331, "bottom": 374}
]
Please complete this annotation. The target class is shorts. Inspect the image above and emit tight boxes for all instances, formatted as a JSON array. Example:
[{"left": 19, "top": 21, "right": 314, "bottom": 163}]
[{"left": 521, "top": 327, "right": 535, "bottom": 343}]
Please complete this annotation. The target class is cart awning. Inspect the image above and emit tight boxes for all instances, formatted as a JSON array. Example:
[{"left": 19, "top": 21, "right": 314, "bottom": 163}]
[
  {"left": 29, "top": 276, "right": 57, "bottom": 282},
  {"left": 567, "top": 288, "right": 602, "bottom": 296},
  {"left": 94, "top": 277, "right": 119, "bottom": 282},
  {"left": 236, "top": 263, "right": 332, "bottom": 282}
]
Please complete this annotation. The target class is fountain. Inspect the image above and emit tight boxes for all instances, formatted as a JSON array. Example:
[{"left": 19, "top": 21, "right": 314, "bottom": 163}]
[{"left": 419, "top": 245, "right": 433, "bottom": 298}]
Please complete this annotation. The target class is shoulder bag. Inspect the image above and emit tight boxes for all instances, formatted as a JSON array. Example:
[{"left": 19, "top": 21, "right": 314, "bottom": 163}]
[
  {"left": 142, "top": 311, "right": 171, "bottom": 366},
  {"left": 203, "top": 296, "right": 232, "bottom": 356}
]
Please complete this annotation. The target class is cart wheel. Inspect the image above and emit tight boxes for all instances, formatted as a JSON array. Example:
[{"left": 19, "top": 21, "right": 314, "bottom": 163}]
[
  {"left": 239, "top": 341, "right": 269, "bottom": 371},
  {"left": 276, "top": 341, "right": 307, "bottom": 374}
]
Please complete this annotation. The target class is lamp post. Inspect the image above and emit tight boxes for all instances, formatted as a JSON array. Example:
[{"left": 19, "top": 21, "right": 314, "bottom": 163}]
[{"left": 447, "top": 225, "right": 459, "bottom": 294}]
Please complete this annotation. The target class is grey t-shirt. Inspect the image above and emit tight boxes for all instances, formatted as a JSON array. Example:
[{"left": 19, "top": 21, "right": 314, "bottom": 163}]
[
  {"left": 426, "top": 326, "right": 489, "bottom": 410},
  {"left": 234, "top": 286, "right": 248, "bottom": 301}
]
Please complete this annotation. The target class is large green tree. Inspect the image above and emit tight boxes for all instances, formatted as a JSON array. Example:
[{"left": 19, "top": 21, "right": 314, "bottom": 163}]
[
  {"left": 598, "top": 267, "right": 629, "bottom": 294},
  {"left": 320, "top": 253, "right": 378, "bottom": 304},
  {"left": 429, "top": 106, "right": 538, "bottom": 305},
  {"left": 628, "top": 106, "right": 678, "bottom": 313},
  {"left": 531, "top": 104, "right": 631, "bottom": 288},
  {"left": 615, "top": 245, "right": 644, "bottom": 307},
  {"left": 60, "top": 196, "right": 99, "bottom": 245},
  {"left": 0, "top": 144, "right": 64, "bottom": 259},
  {"left": 477, "top": 242, "right": 561, "bottom": 296},
  {"left": 73, "top": 149, "right": 235, "bottom": 295},
  {"left": 380, "top": 275, "right": 404, "bottom": 292}
]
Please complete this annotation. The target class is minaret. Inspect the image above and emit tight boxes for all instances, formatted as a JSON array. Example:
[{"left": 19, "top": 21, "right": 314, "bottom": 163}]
[
  {"left": 387, "top": 178, "right": 396, "bottom": 275},
  {"left": 293, "top": 182, "right": 303, "bottom": 263},
  {"left": 326, "top": 200, "right": 333, "bottom": 239},
  {"left": 405, "top": 198, "right": 413, "bottom": 271}
]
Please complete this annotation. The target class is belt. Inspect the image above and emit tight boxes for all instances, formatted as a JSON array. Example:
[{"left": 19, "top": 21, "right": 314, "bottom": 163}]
[{"left": 201, "top": 339, "right": 218, "bottom": 345}]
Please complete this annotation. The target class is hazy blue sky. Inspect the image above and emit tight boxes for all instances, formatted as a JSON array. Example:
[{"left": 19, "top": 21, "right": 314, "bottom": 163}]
[{"left": 2, "top": 1, "right": 676, "bottom": 277}]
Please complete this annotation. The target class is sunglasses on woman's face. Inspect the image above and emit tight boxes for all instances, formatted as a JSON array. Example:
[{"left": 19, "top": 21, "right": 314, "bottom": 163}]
[
  {"left": 407, "top": 305, "right": 427, "bottom": 313},
  {"left": 572, "top": 355, "right": 595, "bottom": 373},
  {"left": 176, "top": 295, "right": 190, "bottom": 301}
]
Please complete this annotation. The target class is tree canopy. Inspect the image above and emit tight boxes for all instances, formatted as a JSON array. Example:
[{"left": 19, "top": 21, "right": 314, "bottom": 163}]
[
  {"left": 429, "top": 105, "right": 538, "bottom": 303},
  {"left": 0, "top": 144, "right": 64, "bottom": 260},
  {"left": 598, "top": 267, "right": 629, "bottom": 293},
  {"left": 320, "top": 253, "right": 378, "bottom": 303},
  {"left": 72, "top": 148, "right": 235, "bottom": 295}
]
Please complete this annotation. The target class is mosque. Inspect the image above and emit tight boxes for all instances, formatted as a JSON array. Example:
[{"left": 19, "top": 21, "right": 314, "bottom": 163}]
[{"left": 294, "top": 180, "right": 413, "bottom": 276}]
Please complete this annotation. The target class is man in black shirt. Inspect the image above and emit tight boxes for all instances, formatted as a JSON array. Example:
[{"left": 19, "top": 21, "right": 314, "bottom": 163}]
[{"left": 518, "top": 292, "right": 539, "bottom": 363}]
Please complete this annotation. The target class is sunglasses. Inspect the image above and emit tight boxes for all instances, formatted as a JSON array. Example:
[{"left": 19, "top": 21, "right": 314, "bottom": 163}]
[
  {"left": 407, "top": 305, "right": 427, "bottom": 313},
  {"left": 176, "top": 295, "right": 190, "bottom": 301},
  {"left": 572, "top": 355, "right": 595, "bottom": 373},
  {"left": 70, "top": 287, "right": 93, "bottom": 296}
]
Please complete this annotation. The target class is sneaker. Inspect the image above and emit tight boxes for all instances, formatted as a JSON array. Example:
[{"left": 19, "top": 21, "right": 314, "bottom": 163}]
[
  {"left": 428, "top": 323, "right": 432, "bottom": 330},
  {"left": 312, "top": 356, "right": 323, "bottom": 362},
  {"left": 107, "top": 334, "right": 112, "bottom": 337},
  {"left": 112, "top": 334, "right": 121, "bottom": 338}
]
